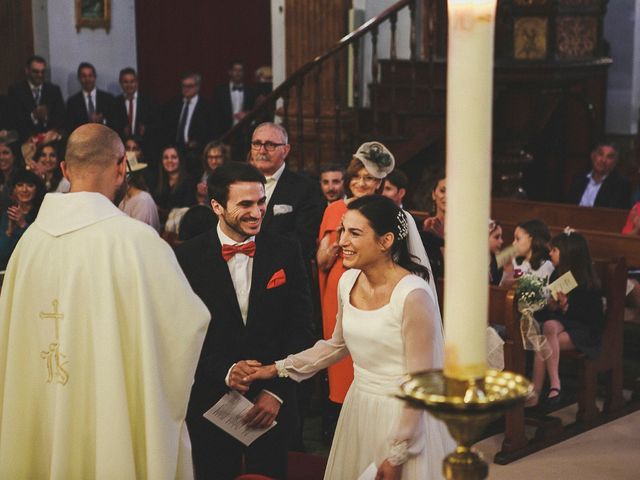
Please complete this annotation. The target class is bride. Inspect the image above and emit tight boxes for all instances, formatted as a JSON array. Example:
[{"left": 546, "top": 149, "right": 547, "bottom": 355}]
[{"left": 245, "top": 195, "right": 454, "bottom": 479}]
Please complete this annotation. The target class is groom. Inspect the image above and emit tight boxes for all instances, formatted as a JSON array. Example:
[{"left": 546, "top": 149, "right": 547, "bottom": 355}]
[{"left": 176, "top": 161, "right": 314, "bottom": 479}]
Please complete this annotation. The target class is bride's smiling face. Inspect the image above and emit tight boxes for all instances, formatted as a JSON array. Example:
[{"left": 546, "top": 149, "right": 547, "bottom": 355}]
[{"left": 339, "top": 209, "right": 386, "bottom": 269}]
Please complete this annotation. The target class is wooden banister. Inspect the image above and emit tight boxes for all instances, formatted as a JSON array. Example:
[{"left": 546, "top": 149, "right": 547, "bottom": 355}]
[{"left": 221, "top": 0, "right": 419, "bottom": 168}]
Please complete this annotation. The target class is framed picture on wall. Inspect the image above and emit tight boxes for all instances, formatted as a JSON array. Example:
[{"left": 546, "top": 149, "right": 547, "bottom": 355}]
[{"left": 75, "top": 0, "right": 111, "bottom": 33}]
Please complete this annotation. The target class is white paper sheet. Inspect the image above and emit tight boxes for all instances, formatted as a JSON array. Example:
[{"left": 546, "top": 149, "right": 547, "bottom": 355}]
[
  {"left": 358, "top": 462, "right": 378, "bottom": 480},
  {"left": 203, "top": 391, "right": 277, "bottom": 446},
  {"left": 547, "top": 270, "right": 578, "bottom": 300}
]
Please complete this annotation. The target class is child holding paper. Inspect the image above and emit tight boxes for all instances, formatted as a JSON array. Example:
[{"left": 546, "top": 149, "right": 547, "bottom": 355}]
[{"left": 526, "top": 230, "right": 604, "bottom": 408}]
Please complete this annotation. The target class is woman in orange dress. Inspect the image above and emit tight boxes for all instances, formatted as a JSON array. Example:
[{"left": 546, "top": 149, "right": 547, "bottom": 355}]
[{"left": 316, "top": 142, "right": 395, "bottom": 409}]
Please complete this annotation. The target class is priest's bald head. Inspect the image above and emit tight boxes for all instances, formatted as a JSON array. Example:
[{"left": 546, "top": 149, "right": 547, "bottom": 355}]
[{"left": 61, "top": 124, "right": 127, "bottom": 202}]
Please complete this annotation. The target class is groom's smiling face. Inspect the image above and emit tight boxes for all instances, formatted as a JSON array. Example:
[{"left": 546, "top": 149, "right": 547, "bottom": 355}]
[{"left": 212, "top": 181, "right": 267, "bottom": 242}]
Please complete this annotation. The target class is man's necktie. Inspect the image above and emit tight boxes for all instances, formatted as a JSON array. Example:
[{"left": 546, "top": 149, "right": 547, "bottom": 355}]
[
  {"left": 232, "top": 85, "right": 243, "bottom": 92},
  {"left": 87, "top": 95, "right": 95, "bottom": 116},
  {"left": 32, "top": 87, "right": 41, "bottom": 105},
  {"left": 176, "top": 98, "right": 190, "bottom": 143},
  {"left": 221, "top": 241, "right": 256, "bottom": 261},
  {"left": 128, "top": 97, "right": 134, "bottom": 132}
]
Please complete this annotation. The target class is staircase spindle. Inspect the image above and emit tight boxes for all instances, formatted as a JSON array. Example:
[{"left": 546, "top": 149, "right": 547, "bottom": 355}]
[
  {"left": 314, "top": 65, "right": 322, "bottom": 173},
  {"left": 352, "top": 38, "right": 361, "bottom": 143},
  {"left": 372, "top": 26, "right": 379, "bottom": 84},
  {"left": 390, "top": 12, "right": 398, "bottom": 60},
  {"left": 409, "top": 0, "right": 417, "bottom": 62},
  {"left": 333, "top": 54, "right": 342, "bottom": 161},
  {"left": 282, "top": 90, "right": 290, "bottom": 134},
  {"left": 296, "top": 77, "right": 304, "bottom": 171}
]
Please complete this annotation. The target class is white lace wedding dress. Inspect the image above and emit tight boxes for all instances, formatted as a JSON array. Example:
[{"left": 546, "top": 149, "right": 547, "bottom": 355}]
[{"left": 276, "top": 269, "right": 455, "bottom": 479}]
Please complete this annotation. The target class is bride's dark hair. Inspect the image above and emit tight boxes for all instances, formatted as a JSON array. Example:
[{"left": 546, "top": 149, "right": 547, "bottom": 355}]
[{"left": 347, "top": 195, "right": 430, "bottom": 280}]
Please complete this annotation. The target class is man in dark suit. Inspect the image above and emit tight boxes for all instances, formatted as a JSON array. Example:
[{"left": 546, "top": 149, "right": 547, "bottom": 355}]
[
  {"left": 66, "top": 62, "right": 122, "bottom": 135},
  {"left": 250, "top": 122, "right": 324, "bottom": 267},
  {"left": 163, "top": 72, "right": 213, "bottom": 176},
  {"left": 212, "top": 61, "right": 256, "bottom": 138},
  {"left": 7, "top": 56, "right": 65, "bottom": 140},
  {"left": 176, "top": 161, "right": 314, "bottom": 479},
  {"left": 566, "top": 142, "right": 631, "bottom": 209},
  {"left": 115, "top": 67, "right": 159, "bottom": 160}
]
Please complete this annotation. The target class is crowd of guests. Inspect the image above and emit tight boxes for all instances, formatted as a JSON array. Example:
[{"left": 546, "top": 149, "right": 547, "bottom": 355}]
[{"left": 0, "top": 55, "right": 639, "bottom": 479}]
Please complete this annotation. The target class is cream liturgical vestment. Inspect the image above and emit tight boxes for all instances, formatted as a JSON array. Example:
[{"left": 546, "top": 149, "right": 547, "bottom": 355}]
[{"left": 0, "top": 192, "right": 210, "bottom": 480}]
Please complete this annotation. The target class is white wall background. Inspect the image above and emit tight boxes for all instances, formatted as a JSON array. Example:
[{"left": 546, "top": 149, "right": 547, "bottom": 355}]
[
  {"left": 31, "top": 0, "right": 138, "bottom": 100},
  {"left": 603, "top": 0, "right": 640, "bottom": 135}
]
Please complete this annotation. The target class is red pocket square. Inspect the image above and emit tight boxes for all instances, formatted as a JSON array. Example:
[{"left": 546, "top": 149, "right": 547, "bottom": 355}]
[{"left": 267, "top": 269, "right": 287, "bottom": 289}]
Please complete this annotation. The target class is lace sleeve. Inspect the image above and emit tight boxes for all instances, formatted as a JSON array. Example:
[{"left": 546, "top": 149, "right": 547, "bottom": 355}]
[
  {"left": 384, "top": 287, "right": 439, "bottom": 465},
  {"left": 275, "top": 285, "right": 349, "bottom": 382}
]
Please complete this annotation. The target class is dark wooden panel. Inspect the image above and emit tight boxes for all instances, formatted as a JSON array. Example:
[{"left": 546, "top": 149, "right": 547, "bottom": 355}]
[
  {"left": 0, "top": 0, "right": 34, "bottom": 93},
  {"left": 135, "top": 0, "right": 271, "bottom": 103}
]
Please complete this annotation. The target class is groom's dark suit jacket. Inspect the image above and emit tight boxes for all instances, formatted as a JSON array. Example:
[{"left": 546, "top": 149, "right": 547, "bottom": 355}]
[{"left": 175, "top": 228, "right": 314, "bottom": 419}]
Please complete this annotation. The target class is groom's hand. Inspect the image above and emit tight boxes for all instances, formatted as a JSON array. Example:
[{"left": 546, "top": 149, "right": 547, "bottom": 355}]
[
  {"left": 243, "top": 391, "right": 281, "bottom": 428},
  {"left": 229, "top": 360, "right": 261, "bottom": 393}
]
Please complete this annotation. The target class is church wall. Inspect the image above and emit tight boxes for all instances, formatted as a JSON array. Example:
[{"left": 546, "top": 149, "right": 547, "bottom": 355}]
[
  {"left": 32, "top": 0, "right": 138, "bottom": 100},
  {"left": 604, "top": 0, "right": 640, "bottom": 135}
]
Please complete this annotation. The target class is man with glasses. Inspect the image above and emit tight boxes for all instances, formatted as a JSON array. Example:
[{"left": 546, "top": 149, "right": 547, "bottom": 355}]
[
  {"left": 0, "top": 123, "right": 210, "bottom": 479},
  {"left": 163, "top": 72, "right": 213, "bottom": 176},
  {"left": 250, "top": 122, "right": 323, "bottom": 267},
  {"left": 7, "top": 56, "right": 65, "bottom": 141}
]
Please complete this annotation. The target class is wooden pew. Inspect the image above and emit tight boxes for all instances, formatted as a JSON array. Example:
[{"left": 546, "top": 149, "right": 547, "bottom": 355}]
[
  {"left": 410, "top": 208, "right": 640, "bottom": 266},
  {"left": 435, "top": 278, "right": 528, "bottom": 457},
  {"left": 491, "top": 198, "right": 629, "bottom": 234},
  {"left": 564, "top": 257, "right": 627, "bottom": 423},
  {"left": 436, "top": 257, "right": 632, "bottom": 464},
  {"left": 499, "top": 221, "right": 640, "bottom": 268}
]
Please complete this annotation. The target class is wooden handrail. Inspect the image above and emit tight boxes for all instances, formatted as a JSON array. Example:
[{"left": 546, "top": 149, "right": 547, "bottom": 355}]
[{"left": 222, "top": 0, "right": 415, "bottom": 146}]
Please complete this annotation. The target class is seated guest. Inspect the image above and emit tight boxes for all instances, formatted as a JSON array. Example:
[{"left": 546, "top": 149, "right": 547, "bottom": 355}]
[
  {"left": 28, "top": 142, "right": 69, "bottom": 193},
  {"left": 566, "top": 142, "right": 631, "bottom": 210},
  {"left": 197, "top": 140, "right": 229, "bottom": 205},
  {"left": 0, "top": 169, "right": 45, "bottom": 268},
  {"left": 501, "top": 219, "right": 554, "bottom": 288},
  {"left": 526, "top": 231, "right": 604, "bottom": 407},
  {"left": 212, "top": 61, "right": 255, "bottom": 138},
  {"left": 119, "top": 150, "right": 160, "bottom": 232},
  {"left": 178, "top": 205, "right": 217, "bottom": 242},
  {"left": 420, "top": 172, "right": 446, "bottom": 279},
  {"left": 382, "top": 169, "right": 408, "bottom": 208},
  {"left": 319, "top": 163, "right": 345, "bottom": 206},
  {"left": 153, "top": 145, "right": 196, "bottom": 223},
  {"left": 7, "top": 55, "right": 65, "bottom": 141},
  {"left": 124, "top": 135, "right": 155, "bottom": 188},
  {"left": 489, "top": 219, "right": 504, "bottom": 286},
  {"left": 66, "top": 62, "right": 122, "bottom": 134},
  {"left": 0, "top": 135, "right": 22, "bottom": 201},
  {"left": 622, "top": 201, "right": 640, "bottom": 235}
]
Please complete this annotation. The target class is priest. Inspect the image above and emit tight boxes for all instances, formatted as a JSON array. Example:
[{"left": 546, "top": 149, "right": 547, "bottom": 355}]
[{"left": 0, "top": 123, "right": 210, "bottom": 479}]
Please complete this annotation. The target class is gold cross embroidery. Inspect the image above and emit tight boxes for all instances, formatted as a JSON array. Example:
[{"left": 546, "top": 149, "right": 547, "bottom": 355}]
[
  {"left": 40, "top": 299, "right": 69, "bottom": 385},
  {"left": 40, "top": 299, "right": 63, "bottom": 340}
]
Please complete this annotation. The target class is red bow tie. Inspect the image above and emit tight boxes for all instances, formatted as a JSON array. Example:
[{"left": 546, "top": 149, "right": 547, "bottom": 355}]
[{"left": 221, "top": 241, "right": 256, "bottom": 261}]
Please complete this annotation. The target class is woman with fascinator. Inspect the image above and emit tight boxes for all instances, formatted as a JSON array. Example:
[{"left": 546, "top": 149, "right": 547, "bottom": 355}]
[
  {"left": 247, "top": 195, "right": 454, "bottom": 479},
  {"left": 315, "top": 142, "right": 396, "bottom": 427}
]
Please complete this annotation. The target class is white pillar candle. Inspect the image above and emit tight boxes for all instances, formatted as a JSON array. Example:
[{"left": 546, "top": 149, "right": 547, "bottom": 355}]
[{"left": 443, "top": 0, "right": 497, "bottom": 380}]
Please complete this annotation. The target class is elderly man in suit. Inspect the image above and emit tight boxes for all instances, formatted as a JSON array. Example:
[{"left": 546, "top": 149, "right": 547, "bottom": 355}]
[
  {"left": 567, "top": 142, "right": 631, "bottom": 209},
  {"left": 176, "top": 161, "right": 314, "bottom": 479},
  {"left": 250, "top": 122, "right": 323, "bottom": 267},
  {"left": 212, "top": 61, "right": 255, "bottom": 138},
  {"left": 66, "top": 62, "right": 122, "bottom": 135},
  {"left": 164, "top": 72, "right": 213, "bottom": 176},
  {"left": 7, "top": 56, "right": 65, "bottom": 140}
]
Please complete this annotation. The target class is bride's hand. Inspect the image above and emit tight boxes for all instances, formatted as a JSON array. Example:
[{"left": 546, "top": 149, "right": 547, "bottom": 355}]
[
  {"left": 375, "top": 459, "right": 401, "bottom": 480},
  {"left": 244, "top": 364, "right": 278, "bottom": 383}
]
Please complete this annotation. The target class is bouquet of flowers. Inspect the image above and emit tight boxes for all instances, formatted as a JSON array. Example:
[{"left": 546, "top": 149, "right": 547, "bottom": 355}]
[{"left": 515, "top": 274, "right": 551, "bottom": 359}]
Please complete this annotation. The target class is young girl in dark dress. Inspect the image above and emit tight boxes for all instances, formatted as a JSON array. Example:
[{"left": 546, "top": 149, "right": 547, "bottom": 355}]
[{"left": 526, "top": 231, "right": 604, "bottom": 407}]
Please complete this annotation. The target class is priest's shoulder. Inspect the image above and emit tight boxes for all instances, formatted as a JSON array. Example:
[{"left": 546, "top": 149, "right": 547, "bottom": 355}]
[{"left": 111, "top": 213, "right": 166, "bottom": 242}]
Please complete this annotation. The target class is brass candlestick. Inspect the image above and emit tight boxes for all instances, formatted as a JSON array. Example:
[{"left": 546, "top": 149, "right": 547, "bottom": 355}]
[{"left": 397, "top": 369, "right": 531, "bottom": 480}]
